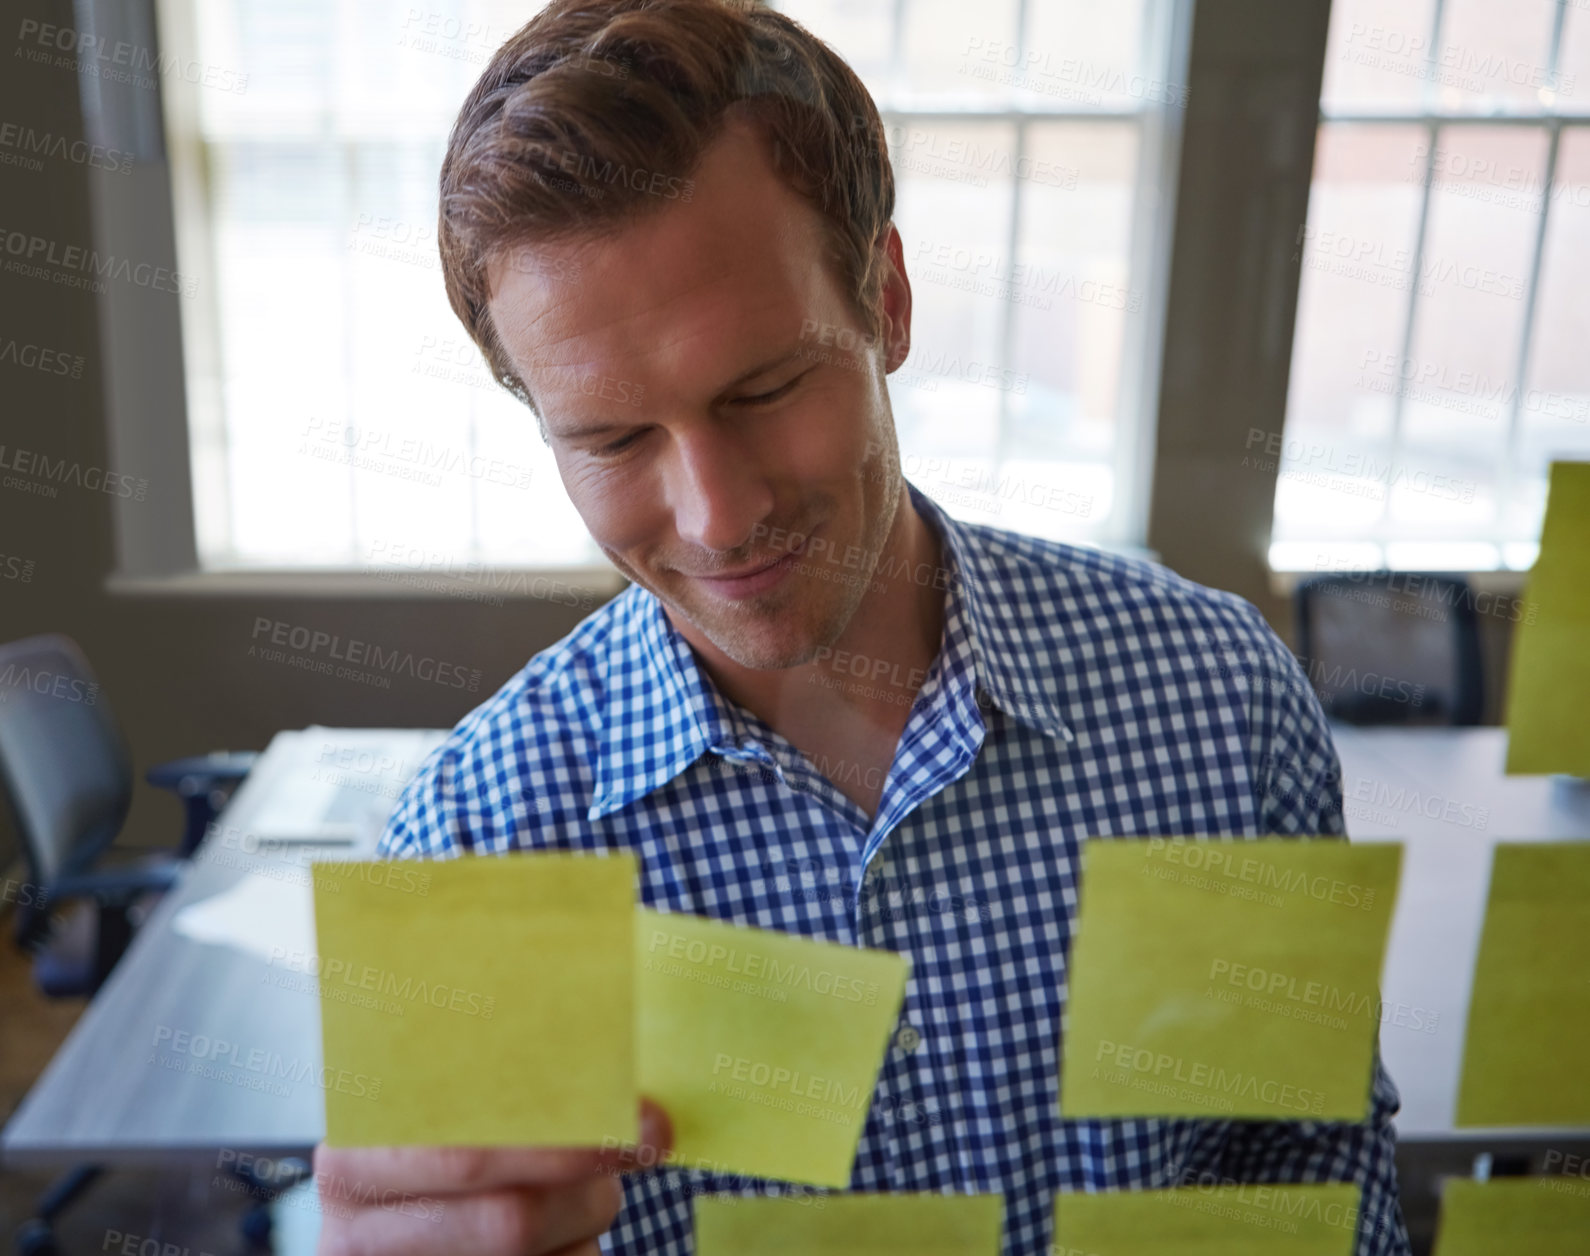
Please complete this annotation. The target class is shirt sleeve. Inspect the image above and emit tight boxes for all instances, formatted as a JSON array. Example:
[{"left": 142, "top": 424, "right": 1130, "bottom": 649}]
[
  {"left": 1197, "top": 602, "right": 1411, "bottom": 1254},
  {"left": 375, "top": 741, "right": 466, "bottom": 860},
  {"left": 1237, "top": 605, "right": 1347, "bottom": 838}
]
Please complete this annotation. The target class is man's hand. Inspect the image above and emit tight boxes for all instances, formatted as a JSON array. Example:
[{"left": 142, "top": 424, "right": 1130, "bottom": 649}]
[{"left": 314, "top": 1099, "right": 672, "bottom": 1255}]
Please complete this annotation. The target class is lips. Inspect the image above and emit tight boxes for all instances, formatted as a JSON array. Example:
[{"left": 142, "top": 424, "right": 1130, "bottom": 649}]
[
  {"left": 686, "top": 528, "right": 813, "bottom": 580},
  {"left": 679, "top": 527, "right": 817, "bottom": 601},
  {"left": 703, "top": 553, "right": 785, "bottom": 580}
]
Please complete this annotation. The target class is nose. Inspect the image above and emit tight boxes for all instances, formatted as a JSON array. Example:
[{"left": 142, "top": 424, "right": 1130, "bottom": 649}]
[{"left": 665, "top": 422, "right": 775, "bottom": 555}]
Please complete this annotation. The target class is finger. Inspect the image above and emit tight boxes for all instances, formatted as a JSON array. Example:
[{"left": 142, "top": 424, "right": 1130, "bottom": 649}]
[
  {"left": 311, "top": 1097, "right": 672, "bottom": 1193},
  {"left": 527, "top": 1175, "right": 624, "bottom": 1253},
  {"left": 594, "top": 1098, "right": 675, "bottom": 1175},
  {"left": 318, "top": 1178, "right": 622, "bottom": 1256},
  {"left": 314, "top": 1142, "right": 611, "bottom": 1196}
]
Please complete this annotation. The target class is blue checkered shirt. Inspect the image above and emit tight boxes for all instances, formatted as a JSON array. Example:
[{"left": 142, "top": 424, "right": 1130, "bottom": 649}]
[{"left": 379, "top": 482, "right": 1410, "bottom": 1255}]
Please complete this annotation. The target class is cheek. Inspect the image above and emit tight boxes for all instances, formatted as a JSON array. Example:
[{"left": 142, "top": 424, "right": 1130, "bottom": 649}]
[
  {"left": 555, "top": 455, "right": 659, "bottom": 552},
  {"left": 781, "top": 376, "right": 884, "bottom": 475}
]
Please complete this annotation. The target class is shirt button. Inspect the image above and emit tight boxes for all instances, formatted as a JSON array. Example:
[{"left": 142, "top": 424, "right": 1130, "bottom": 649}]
[{"left": 896, "top": 1024, "right": 922, "bottom": 1053}]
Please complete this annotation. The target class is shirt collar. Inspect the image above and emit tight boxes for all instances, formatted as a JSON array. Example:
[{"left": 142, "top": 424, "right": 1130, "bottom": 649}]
[
  {"left": 589, "top": 481, "right": 1074, "bottom": 821},
  {"left": 588, "top": 589, "right": 716, "bottom": 819},
  {"left": 904, "top": 482, "right": 1077, "bottom": 745}
]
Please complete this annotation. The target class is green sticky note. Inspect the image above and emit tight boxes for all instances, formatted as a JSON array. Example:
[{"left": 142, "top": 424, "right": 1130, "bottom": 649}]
[
  {"left": 1433, "top": 1178, "right": 1590, "bottom": 1255},
  {"left": 1055, "top": 1183, "right": 1360, "bottom": 1254},
  {"left": 1456, "top": 843, "right": 1590, "bottom": 1126},
  {"left": 313, "top": 852, "right": 637, "bottom": 1147},
  {"left": 1060, "top": 838, "right": 1401, "bottom": 1121},
  {"left": 636, "top": 909, "right": 909, "bottom": 1187},
  {"left": 695, "top": 1192, "right": 1003, "bottom": 1254},
  {"left": 1505, "top": 460, "right": 1590, "bottom": 776}
]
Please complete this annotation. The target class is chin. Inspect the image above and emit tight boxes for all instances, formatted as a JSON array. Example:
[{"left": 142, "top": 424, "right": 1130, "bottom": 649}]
[
  {"left": 691, "top": 606, "right": 826, "bottom": 671},
  {"left": 679, "top": 584, "right": 851, "bottom": 671}
]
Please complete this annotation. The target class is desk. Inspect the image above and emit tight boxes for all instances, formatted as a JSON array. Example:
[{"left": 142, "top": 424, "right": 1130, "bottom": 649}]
[
  {"left": 1331, "top": 727, "right": 1590, "bottom": 1147},
  {"left": 4, "top": 726, "right": 1586, "bottom": 1169},
  {"left": 1, "top": 726, "right": 447, "bottom": 1168}
]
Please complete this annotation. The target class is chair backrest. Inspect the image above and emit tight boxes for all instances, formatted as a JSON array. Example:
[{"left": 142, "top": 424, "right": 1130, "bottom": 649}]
[
  {"left": 1294, "top": 574, "right": 1484, "bottom": 726},
  {"left": 0, "top": 634, "right": 132, "bottom": 888}
]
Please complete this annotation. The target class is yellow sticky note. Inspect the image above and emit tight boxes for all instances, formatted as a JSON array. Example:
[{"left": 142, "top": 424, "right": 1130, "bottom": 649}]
[
  {"left": 1433, "top": 1178, "right": 1590, "bottom": 1255},
  {"left": 1060, "top": 837, "right": 1401, "bottom": 1121},
  {"left": 636, "top": 909, "right": 909, "bottom": 1187},
  {"left": 1505, "top": 460, "right": 1590, "bottom": 776},
  {"left": 313, "top": 852, "right": 637, "bottom": 1147},
  {"left": 695, "top": 1192, "right": 1002, "bottom": 1254},
  {"left": 1055, "top": 1183, "right": 1360, "bottom": 1254},
  {"left": 1456, "top": 843, "right": 1590, "bottom": 1126}
]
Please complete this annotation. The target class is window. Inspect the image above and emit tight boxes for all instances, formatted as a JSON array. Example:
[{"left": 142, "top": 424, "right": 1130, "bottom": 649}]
[
  {"left": 158, "top": 0, "right": 1189, "bottom": 572},
  {"left": 779, "top": 0, "right": 1188, "bottom": 548},
  {"left": 1274, "top": 0, "right": 1590, "bottom": 573}
]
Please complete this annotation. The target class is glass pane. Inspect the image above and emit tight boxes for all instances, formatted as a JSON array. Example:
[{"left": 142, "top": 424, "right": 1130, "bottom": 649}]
[
  {"left": 1290, "top": 0, "right": 1590, "bottom": 571},
  {"left": 1433, "top": 0, "right": 1560, "bottom": 112},
  {"left": 1396, "top": 125, "right": 1545, "bottom": 538},
  {"left": 1515, "top": 127, "right": 1590, "bottom": 544},
  {"left": 178, "top": 0, "right": 1177, "bottom": 569},
  {"left": 1015, "top": 0, "right": 1164, "bottom": 113},
  {"left": 889, "top": 120, "right": 1017, "bottom": 465},
  {"left": 1557, "top": 3, "right": 1590, "bottom": 110},
  {"left": 900, "top": 0, "right": 1020, "bottom": 101},
  {"left": 1275, "top": 125, "right": 1428, "bottom": 545},
  {"left": 1276, "top": 113, "right": 1581, "bottom": 569},
  {"left": 999, "top": 122, "right": 1139, "bottom": 540},
  {"left": 1320, "top": 0, "right": 1439, "bottom": 113},
  {"left": 213, "top": 142, "right": 351, "bottom": 564}
]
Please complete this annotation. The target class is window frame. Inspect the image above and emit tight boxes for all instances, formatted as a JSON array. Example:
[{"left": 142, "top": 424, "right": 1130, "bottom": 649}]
[
  {"left": 87, "top": 0, "right": 1190, "bottom": 593},
  {"left": 1272, "top": 0, "right": 1590, "bottom": 574}
]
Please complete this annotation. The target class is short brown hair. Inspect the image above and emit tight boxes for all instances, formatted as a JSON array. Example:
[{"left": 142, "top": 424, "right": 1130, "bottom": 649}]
[{"left": 437, "top": 0, "right": 895, "bottom": 415}]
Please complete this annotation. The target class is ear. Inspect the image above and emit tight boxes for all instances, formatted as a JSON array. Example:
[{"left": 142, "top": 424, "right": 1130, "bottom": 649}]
[{"left": 876, "top": 223, "right": 913, "bottom": 374}]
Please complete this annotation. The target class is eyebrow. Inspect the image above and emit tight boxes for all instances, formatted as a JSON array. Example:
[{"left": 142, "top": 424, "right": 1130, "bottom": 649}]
[{"left": 546, "top": 345, "right": 808, "bottom": 441}]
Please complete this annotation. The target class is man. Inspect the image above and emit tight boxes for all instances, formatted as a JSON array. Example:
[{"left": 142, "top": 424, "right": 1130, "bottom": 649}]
[{"left": 316, "top": 1, "right": 1411, "bottom": 1252}]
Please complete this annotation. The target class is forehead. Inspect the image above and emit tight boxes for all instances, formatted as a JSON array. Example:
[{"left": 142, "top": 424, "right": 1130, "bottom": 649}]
[{"left": 484, "top": 122, "right": 843, "bottom": 419}]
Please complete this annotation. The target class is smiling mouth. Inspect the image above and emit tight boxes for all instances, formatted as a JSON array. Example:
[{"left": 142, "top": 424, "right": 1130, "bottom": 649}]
[
  {"left": 686, "top": 529, "right": 815, "bottom": 581},
  {"left": 700, "top": 553, "right": 785, "bottom": 581}
]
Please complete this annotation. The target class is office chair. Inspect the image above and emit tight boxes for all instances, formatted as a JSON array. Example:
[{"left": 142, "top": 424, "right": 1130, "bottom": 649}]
[
  {"left": 0, "top": 634, "right": 257, "bottom": 1255},
  {"left": 1293, "top": 573, "right": 1484, "bottom": 726}
]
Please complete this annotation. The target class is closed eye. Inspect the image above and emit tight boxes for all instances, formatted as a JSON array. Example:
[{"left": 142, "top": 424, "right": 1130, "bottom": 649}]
[
  {"left": 589, "top": 368, "right": 811, "bottom": 454},
  {"left": 597, "top": 430, "right": 645, "bottom": 455},
  {"left": 733, "top": 369, "right": 810, "bottom": 407}
]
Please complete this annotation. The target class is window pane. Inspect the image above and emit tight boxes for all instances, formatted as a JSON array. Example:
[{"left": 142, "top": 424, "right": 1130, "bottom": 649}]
[
  {"left": 215, "top": 143, "right": 352, "bottom": 564},
  {"left": 1001, "top": 122, "right": 1139, "bottom": 539},
  {"left": 1275, "top": 125, "right": 1427, "bottom": 545},
  {"left": 900, "top": 0, "right": 1020, "bottom": 101},
  {"left": 1320, "top": 0, "right": 1439, "bottom": 112},
  {"left": 1394, "top": 126, "right": 1546, "bottom": 539},
  {"left": 889, "top": 121, "right": 1018, "bottom": 457},
  {"left": 1558, "top": 3, "right": 1590, "bottom": 110},
  {"left": 1017, "top": 0, "right": 1161, "bottom": 112},
  {"left": 888, "top": 121, "right": 1133, "bottom": 540},
  {"left": 1278, "top": 0, "right": 1590, "bottom": 572},
  {"left": 1434, "top": 0, "right": 1560, "bottom": 112},
  {"left": 1515, "top": 128, "right": 1590, "bottom": 544},
  {"left": 173, "top": 0, "right": 1179, "bottom": 569}
]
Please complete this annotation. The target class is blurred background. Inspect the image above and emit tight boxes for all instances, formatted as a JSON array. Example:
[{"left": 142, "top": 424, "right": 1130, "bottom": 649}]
[
  {"left": 7, "top": 0, "right": 1588, "bottom": 831},
  {"left": 2, "top": 0, "right": 1588, "bottom": 1251}
]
